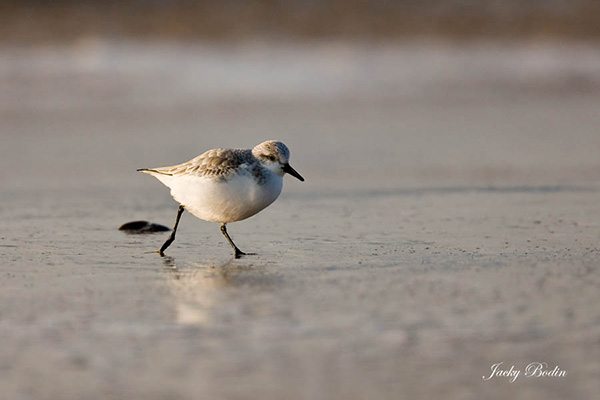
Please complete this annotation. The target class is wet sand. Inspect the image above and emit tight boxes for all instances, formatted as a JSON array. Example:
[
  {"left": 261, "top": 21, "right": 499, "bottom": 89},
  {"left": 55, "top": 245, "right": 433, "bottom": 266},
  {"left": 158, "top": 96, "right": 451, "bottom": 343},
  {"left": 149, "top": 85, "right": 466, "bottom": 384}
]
[{"left": 1, "top": 42, "right": 600, "bottom": 399}]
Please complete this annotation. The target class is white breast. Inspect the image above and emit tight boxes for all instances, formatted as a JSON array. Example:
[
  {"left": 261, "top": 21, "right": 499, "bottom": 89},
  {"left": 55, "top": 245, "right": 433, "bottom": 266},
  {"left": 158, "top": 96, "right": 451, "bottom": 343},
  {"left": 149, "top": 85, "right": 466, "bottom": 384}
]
[{"left": 156, "top": 171, "right": 283, "bottom": 223}]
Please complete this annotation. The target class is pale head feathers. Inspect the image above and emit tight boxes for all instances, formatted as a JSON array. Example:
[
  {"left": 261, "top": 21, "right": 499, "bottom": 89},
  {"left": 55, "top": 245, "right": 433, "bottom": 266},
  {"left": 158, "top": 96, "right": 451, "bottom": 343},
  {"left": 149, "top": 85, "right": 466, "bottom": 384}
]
[{"left": 252, "top": 141, "right": 290, "bottom": 165}]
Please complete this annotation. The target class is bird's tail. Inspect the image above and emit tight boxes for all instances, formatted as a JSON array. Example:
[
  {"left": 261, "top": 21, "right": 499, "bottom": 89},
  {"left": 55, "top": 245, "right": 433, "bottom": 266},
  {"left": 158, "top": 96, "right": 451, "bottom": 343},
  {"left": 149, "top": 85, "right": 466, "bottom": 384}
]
[{"left": 137, "top": 168, "right": 173, "bottom": 176}]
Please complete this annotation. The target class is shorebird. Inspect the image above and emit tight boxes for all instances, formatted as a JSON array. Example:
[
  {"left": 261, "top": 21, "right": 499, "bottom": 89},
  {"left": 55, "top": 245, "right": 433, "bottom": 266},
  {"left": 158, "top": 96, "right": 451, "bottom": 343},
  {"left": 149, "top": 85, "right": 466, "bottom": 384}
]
[{"left": 138, "top": 140, "right": 304, "bottom": 258}]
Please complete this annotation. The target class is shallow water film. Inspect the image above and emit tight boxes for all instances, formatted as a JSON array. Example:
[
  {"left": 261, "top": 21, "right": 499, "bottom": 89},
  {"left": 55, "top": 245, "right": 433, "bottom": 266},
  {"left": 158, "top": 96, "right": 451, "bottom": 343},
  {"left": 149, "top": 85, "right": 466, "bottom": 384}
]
[{"left": 2, "top": 40, "right": 600, "bottom": 400}]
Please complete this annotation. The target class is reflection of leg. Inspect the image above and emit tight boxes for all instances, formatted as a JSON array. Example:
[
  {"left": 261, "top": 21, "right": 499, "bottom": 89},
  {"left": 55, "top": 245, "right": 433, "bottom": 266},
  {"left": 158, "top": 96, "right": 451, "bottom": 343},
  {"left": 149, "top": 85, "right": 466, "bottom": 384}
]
[
  {"left": 159, "top": 205, "right": 185, "bottom": 256},
  {"left": 220, "top": 223, "right": 253, "bottom": 259}
]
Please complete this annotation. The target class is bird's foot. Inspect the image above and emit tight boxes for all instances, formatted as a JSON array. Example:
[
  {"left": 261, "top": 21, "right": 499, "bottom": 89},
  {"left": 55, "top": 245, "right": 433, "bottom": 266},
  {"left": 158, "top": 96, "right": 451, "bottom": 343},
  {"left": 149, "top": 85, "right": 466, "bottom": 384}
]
[{"left": 234, "top": 249, "right": 256, "bottom": 259}]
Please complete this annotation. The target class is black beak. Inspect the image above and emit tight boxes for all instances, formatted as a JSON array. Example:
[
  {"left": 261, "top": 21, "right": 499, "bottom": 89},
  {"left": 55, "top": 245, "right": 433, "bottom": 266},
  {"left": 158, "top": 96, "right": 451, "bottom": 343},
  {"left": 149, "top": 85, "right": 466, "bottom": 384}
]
[{"left": 282, "top": 163, "right": 304, "bottom": 182}]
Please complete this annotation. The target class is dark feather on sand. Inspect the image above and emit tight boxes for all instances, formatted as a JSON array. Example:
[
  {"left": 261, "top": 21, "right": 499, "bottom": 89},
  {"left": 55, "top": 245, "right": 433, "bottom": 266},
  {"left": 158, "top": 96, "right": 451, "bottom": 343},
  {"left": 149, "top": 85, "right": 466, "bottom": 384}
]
[{"left": 119, "top": 221, "right": 170, "bottom": 233}]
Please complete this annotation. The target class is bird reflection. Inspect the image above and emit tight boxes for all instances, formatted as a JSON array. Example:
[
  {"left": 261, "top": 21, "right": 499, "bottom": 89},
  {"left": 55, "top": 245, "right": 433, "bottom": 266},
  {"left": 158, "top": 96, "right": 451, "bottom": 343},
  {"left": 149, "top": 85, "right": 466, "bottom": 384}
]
[{"left": 160, "top": 255, "right": 276, "bottom": 326}]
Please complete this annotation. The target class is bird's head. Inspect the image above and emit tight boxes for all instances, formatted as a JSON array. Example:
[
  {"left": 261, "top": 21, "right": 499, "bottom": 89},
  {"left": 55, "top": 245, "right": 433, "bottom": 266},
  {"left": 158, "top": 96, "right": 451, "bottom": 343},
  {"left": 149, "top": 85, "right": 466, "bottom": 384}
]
[{"left": 252, "top": 140, "right": 304, "bottom": 181}]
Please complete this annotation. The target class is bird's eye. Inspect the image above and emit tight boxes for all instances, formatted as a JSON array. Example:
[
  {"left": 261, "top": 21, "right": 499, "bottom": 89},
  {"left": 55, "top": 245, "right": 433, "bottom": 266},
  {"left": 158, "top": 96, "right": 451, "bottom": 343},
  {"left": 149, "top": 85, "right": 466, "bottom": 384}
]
[{"left": 267, "top": 155, "right": 276, "bottom": 161}]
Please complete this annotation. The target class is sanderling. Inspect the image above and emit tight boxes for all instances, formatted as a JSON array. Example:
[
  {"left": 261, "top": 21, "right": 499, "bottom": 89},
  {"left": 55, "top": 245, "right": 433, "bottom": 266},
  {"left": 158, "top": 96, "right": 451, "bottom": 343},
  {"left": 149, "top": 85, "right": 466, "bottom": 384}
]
[{"left": 138, "top": 140, "right": 304, "bottom": 258}]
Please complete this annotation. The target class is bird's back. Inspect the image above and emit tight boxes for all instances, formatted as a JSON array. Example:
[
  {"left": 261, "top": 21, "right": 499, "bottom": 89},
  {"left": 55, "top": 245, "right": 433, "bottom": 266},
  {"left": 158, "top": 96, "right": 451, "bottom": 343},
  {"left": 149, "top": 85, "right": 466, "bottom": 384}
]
[{"left": 139, "top": 148, "right": 253, "bottom": 179}]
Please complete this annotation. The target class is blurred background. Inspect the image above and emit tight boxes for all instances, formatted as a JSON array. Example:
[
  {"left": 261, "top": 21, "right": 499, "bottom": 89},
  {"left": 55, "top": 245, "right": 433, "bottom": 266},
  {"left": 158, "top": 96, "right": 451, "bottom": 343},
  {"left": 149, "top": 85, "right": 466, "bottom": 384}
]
[
  {"left": 1, "top": 0, "right": 600, "bottom": 192},
  {"left": 3, "top": 0, "right": 600, "bottom": 42}
]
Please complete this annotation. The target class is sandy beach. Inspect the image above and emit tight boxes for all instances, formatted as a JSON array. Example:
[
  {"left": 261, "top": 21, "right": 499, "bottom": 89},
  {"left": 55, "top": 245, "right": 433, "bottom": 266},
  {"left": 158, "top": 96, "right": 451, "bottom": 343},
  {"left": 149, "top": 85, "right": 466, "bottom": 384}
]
[{"left": 1, "top": 42, "right": 599, "bottom": 399}]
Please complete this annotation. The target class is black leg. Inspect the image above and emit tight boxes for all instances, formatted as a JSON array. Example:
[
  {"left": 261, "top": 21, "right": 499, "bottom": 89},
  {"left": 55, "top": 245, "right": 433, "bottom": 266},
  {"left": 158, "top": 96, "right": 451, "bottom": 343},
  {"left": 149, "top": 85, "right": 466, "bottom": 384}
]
[
  {"left": 159, "top": 205, "right": 185, "bottom": 256},
  {"left": 220, "top": 223, "right": 254, "bottom": 259}
]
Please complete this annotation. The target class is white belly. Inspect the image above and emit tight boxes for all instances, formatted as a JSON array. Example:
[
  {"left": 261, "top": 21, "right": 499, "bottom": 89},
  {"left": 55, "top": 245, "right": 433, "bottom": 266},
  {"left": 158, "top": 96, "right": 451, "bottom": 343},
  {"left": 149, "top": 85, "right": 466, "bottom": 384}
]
[{"left": 157, "top": 172, "right": 283, "bottom": 223}]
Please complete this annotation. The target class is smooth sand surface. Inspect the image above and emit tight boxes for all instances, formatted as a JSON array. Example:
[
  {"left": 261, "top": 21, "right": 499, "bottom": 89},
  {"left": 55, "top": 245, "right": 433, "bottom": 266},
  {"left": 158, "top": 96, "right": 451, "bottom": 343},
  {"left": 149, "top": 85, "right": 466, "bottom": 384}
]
[{"left": 1, "top": 42, "right": 599, "bottom": 399}]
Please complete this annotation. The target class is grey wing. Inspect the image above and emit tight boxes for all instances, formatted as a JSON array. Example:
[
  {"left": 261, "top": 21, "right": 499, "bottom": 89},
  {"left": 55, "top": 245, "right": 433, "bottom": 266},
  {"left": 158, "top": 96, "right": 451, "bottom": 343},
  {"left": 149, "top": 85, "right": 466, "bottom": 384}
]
[{"left": 144, "top": 148, "right": 253, "bottom": 179}]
